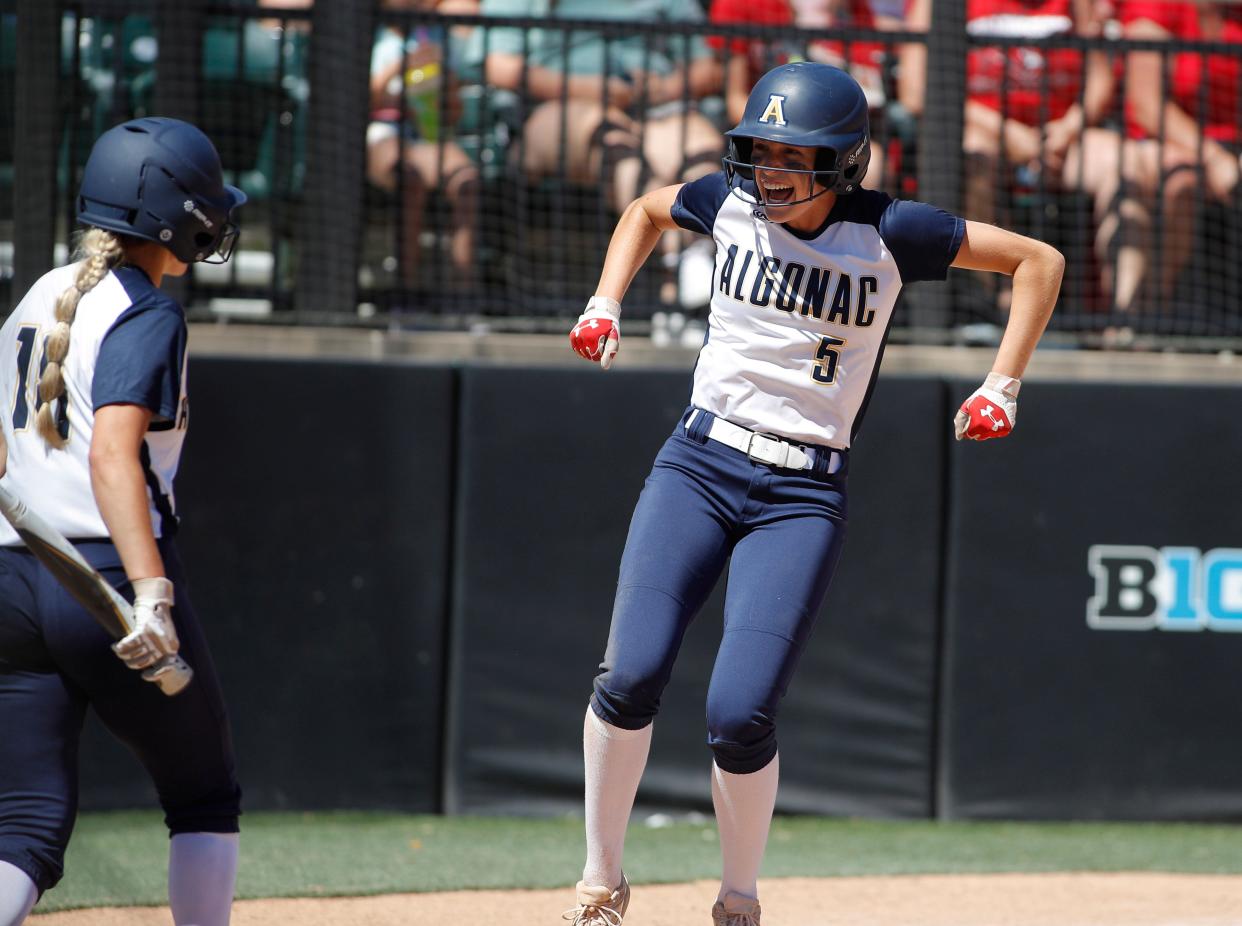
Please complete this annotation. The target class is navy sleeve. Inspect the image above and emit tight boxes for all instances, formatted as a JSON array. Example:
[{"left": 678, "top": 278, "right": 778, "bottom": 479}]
[
  {"left": 671, "top": 171, "right": 731, "bottom": 236},
  {"left": 92, "top": 303, "right": 187, "bottom": 421},
  {"left": 878, "top": 199, "right": 966, "bottom": 283}
]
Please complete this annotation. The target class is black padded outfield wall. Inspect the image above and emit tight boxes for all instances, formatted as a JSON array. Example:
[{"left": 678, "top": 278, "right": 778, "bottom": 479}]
[
  {"left": 940, "top": 381, "right": 1242, "bottom": 820},
  {"left": 79, "top": 359, "right": 454, "bottom": 811},
  {"left": 446, "top": 369, "right": 947, "bottom": 817},
  {"left": 72, "top": 360, "right": 1242, "bottom": 820}
]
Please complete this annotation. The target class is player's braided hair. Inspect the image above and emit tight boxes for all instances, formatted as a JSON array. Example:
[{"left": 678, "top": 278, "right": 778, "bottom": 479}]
[{"left": 36, "top": 227, "right": 126, "bottom": 449}]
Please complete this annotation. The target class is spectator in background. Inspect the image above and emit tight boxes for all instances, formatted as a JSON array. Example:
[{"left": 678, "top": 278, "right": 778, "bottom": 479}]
[
  {"left": 1119, "top": 0, "right": 1242, "bottom": 327},
  {"left": 1121, "top": 0, "right": 1242, "bottom": 202},
  {"left": 707, "top": 0, "right": 800, "bottom": 125},
  {"left": 258, "top": 0, "right": 312, "bottom": 11},
  {"left": 805, "top": 0, "right": 896, "bottom": 190},
  {"left": 899, "top": 0, "right": 1196, "bottom": 318},
  {"left": 793, "top": 0, "right": 892, "bottom": 108},
  {"left": 431, "top": 0, "right": 483, "bottom": 47},
  {"left": 368, "top": 0, "right": 480, "bottom": 290},
  {"left": 792, "top": 0, "right": 902, "bottom": 29},
  {"left": 477, "top": 0, "right": 724, "bottom": 309}
]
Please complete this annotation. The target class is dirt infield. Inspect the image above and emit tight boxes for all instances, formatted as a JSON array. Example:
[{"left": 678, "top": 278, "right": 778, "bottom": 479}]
[{"left": 31, "top": 873, "right": 1242, "bottom": 925}]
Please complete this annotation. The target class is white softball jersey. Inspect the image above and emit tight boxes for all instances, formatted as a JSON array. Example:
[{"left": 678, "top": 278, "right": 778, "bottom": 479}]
[
  {"left": 672, "top": 173, "right": 965, "bottom": 449},
  {"left": 0, "top": 263, "right": 189, "bottom": 544}
]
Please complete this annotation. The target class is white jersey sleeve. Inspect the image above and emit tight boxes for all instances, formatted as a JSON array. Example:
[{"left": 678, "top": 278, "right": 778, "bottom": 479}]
[
  {"left": 0, "top": 263, "right": 189, "bottom": 545},
  {"left": 671, "top": 173, "right": 964, "bottom": 449}
]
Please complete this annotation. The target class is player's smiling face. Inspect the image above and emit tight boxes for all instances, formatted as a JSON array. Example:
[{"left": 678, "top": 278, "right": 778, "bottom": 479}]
[{"left": 751, "top": 140, "right": 835, "bottom": 231}]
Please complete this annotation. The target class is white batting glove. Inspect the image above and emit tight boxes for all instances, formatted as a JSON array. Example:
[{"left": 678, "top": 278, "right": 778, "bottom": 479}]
[
  {"left": 112, "top": 577, "right": 181, "bottom": 671},
  {"left": 569, "top": 296, "right": 621, "bottom": 370},
  {"left": 954, "top": 372, "right": 1021, "bottom": 441}
]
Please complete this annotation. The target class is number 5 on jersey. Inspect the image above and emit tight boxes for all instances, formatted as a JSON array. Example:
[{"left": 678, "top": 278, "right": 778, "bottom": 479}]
[{"left": 812, "top": 334, "right": 846, "bottom": 385}]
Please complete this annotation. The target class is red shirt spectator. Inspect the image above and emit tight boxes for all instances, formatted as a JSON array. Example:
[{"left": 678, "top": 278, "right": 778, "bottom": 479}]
[
  {"left": 709, "top": 0, "right": 796, "bottom": 82},
  {"left": 804, "top": 0, "right": 888, "bottom": 108},
  {"left": 1120, "top": 0, "right": 1242, "bottom": 142},
  {"left": 966, "top": 0, "right": 1085, "bottom": 125},
  {"left": 708, "top": 0, "right": 798, "bottom": 123}
]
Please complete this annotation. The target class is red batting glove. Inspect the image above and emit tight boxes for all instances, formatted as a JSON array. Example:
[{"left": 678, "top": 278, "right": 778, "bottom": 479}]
[
  {"left": 954, "top": 372, "right": 1021, "bottom": 441},
  {"left": 569, "top": 296, "right": 622, "bottom": 370}
]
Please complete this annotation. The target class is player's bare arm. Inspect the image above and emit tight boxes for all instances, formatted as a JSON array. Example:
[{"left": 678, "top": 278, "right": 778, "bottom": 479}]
[
  {"left": 596, "top": 184, "right": 685, "bottom": 302},
  {"left": 569, "top": 184, "right": 685, "bottom": 369},
  {"left": 89, "top": 403, "right": 166, "bottom": 581},
  {"left": 950, "top": 220, "right": 1065, "bottom": 440},
  {"left": 90, "top": 402, "right": 182, "bottom": 674},
  {"left": 952, "top": 220, "right": 1064, "bottom": 379}
]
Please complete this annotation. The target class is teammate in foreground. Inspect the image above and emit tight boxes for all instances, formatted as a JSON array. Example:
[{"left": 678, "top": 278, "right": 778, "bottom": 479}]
[
  {"left": 0, "top": 118, "right": 245, "bottom": 926},
  {"left": 566, "top": 63, "right": 1063, "bottom": 925}
]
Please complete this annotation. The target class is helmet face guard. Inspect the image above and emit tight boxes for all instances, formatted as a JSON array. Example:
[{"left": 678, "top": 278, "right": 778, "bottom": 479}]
[
  {"left": 723, "top": 137, "right": 853, "bottom": 219},
  {"left": 207, "top": 221, "right": 241, "bottom": 264}
]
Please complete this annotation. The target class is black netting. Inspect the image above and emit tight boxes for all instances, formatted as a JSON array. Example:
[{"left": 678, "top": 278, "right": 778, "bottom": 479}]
[
  {"left": 0, "top": 3, "right": 13, "bottom": 311},
  {"left": 3, "top": 1, "right": 1241, "bottom": 348}
]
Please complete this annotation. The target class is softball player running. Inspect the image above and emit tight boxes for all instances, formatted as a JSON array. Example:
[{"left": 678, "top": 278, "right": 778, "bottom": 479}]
[
  {"left": 566, "top": 62, "right": 1063, "bottom": 925},
  {"left": 0, "top": 118, "right": 245, "bottom": 926}
]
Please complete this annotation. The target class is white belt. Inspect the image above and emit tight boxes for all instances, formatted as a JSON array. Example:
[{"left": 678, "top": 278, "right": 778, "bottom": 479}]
[{"left": 686, "top": 410, "right": 843, "bottom": 474}]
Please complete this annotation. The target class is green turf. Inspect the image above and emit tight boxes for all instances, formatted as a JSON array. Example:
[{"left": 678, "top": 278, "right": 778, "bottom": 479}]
[{"left": 35, "top": 811, "right": 1242, "bottom": 912}]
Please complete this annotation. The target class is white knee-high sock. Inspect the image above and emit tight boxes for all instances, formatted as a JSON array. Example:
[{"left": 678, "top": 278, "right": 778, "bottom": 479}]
[
  {"left": 169, "top": 832, "right": 239, "bottom": 926},
  {"left": 0, "top": 861, "right": 38, "bottom": 926},
  {"left": 582, "top": 706, "right": 652, "bottom": 889},
  {"left": 712, "top": 753, "right": 779, "bottom": 902}
]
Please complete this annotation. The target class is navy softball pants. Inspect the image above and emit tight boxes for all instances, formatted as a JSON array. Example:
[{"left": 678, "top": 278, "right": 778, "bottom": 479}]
[
  {"left": 591, "top": 409, "right": 848, "bottom": 774},
  {"left": 0, "top": 538, "right": 240, "bottom": 894}
]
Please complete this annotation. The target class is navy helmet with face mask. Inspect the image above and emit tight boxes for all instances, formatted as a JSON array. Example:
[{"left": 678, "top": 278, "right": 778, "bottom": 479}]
[
  {"left": 722, "top": 62, "right": 870, "bottom": 216},
  {"left": 77, "top": 117, "right": 246, "bottom": 264}
]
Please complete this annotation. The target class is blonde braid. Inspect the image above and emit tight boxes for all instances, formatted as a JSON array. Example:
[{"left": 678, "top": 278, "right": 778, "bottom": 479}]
[{"left": 36, "top": 228, "right": 126, "bottom": 448}]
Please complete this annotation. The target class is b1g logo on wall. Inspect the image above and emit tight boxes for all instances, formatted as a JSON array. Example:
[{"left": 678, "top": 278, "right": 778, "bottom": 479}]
[{"left": 1087, "top": 546, "right": 1242, "bottom": 631}]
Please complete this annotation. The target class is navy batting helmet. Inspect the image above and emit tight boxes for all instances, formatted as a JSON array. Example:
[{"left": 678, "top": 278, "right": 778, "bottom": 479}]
[
  {"left": 723, "top": 62, "right": 870, "bottom": 213},
  {"left": 78, "top": 117, "right": 246, "bottom": 264}
]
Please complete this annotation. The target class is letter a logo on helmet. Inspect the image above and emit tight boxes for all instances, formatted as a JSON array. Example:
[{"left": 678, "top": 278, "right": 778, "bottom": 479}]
[{"left": 759, "top": 94, "right": 788, "bottom": 126}]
